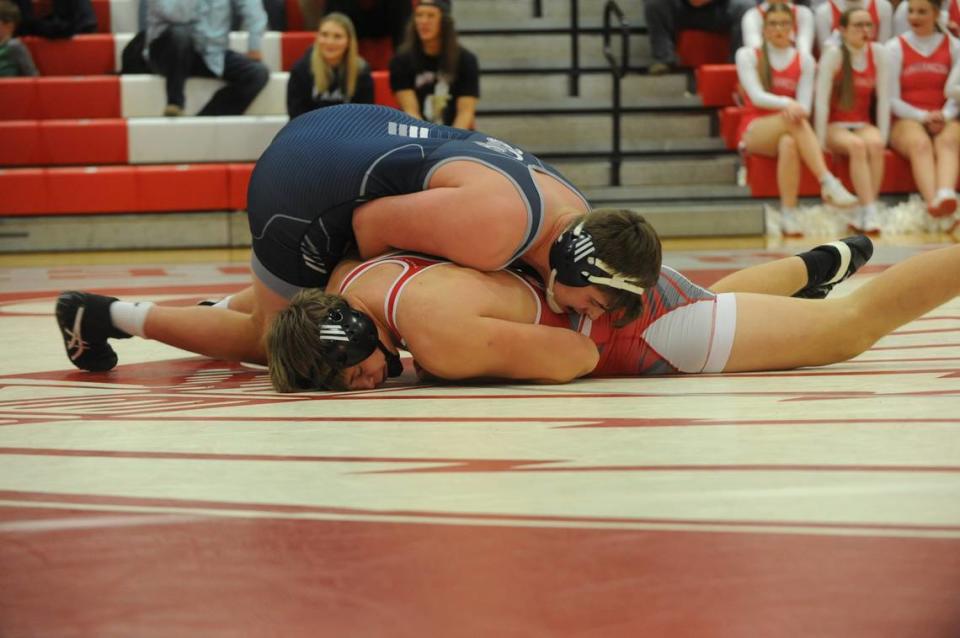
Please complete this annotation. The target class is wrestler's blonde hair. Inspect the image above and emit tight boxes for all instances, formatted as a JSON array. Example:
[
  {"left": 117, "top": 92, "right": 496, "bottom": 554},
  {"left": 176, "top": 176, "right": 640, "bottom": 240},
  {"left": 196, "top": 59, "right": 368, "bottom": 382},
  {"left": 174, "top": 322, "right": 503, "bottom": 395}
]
[{"left": 266, "top": 289, "right": 351, "bottom": 393}]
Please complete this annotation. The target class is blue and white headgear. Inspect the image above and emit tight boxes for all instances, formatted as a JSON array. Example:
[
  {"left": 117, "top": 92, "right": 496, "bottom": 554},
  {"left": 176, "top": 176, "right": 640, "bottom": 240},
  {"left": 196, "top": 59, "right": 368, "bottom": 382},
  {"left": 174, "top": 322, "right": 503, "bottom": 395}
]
[{"left": 546, "top": 221, "right": 647, "bottom": 314}]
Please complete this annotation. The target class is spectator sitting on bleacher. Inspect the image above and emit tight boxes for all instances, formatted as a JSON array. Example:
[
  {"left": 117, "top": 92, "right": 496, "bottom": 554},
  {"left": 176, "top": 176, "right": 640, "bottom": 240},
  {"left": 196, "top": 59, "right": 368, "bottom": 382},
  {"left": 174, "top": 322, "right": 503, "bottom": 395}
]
[
  {"left": 742, "top": 1, "right": 816, "bottom": 54},
  {"left": 644, "top": 0, "right": 754, "bottom": 75},
  {"left": 891, "top": 0, "right": 949, "bottom": 34},
  {"left": 389, "top": 0, "right": 478, "bottom": 129},
  {"left": 287, "top": 12, "right": 374, "bottom": 119},
  {"left": 814, "top": 8, "right": 890, "bottom": 233},
  {"left": 0, "top": 0, "right": 37, "bottom": 75},
  {"left": 736, "top": 3, "right": 858, "bottom": 236},
  {"left": 145, "top": 0, "right": 269, "bottom": 116},
  {"left": 815, "top": 0, "right": 892, "bottom": 50},
  {"left": 887, "top": 0, "right": 960, "bottom": 222}
]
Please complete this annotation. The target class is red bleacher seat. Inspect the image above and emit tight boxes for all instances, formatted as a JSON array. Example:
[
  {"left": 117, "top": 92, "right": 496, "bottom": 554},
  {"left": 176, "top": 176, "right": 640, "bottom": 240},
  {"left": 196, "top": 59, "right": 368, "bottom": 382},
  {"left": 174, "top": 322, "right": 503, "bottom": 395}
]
[
  {"left": 718, "top": 106, "right": 743, "bottom": 150},
  {"left": 371, "top": 70, "right": 399, "bottom": 109},
  {"left": 0, "top": 168, "right": 47, "bottom": 214},
  {"left": 359, "top": 37, "right": 394, "bottom": 71},
  {"left": 281, "top": 32, "right": 314, "bottom": 70},
  {"left": 22, "top": 35, "right": 115, "bottom": 76},
  {"left": 90, "top": 0, "right": 111, "bottom": 33},
  {"left": 228, "top": 163, "right": 255, "bottom": 210},
  {"left": 745, "top": 153, "right": 821, "bottom": 198},
  {"left": 46, "top": 166, "right": 138, "bottom": 214},
  {"left": 138, "top": 164, "right": 231, "bottom": 211},
  {"left": 37, "top": 77, "right": 122, "bottom": 119},
  {"left": 0, "top": 79, "right": 39, "bottom": 120},
  {"left": 0, "top": 121, "right": 41, "bottom": 166},
  {"left": 677, "top": 30, "right": 730, "bottom": 68},
  {"left": 285, "top": 0, "right": 305, "bottom": 31},
  {"left": 696, "top": 64, "right": 738, "bottom": 107},
  {"left": 38, "top": 119, "right": 128, "bottom": 165}
]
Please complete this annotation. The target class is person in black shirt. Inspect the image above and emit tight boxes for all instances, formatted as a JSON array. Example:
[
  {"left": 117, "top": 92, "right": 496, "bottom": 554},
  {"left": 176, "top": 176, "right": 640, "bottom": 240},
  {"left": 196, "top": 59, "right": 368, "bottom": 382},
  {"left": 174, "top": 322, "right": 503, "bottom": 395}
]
[
  {"left": 388, "top": 0, "right": 479, "bottom": 129},
  {"left": 287, "top": 11, "right": 374, "bottom": 119}
]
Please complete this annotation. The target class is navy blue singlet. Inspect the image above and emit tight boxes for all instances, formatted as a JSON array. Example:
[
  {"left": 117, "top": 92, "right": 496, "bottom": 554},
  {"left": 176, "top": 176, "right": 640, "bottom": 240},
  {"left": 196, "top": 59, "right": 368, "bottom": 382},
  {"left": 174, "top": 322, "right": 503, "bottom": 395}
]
[{"left": 246, "top": 103, "right": 587, "bottom": 294}]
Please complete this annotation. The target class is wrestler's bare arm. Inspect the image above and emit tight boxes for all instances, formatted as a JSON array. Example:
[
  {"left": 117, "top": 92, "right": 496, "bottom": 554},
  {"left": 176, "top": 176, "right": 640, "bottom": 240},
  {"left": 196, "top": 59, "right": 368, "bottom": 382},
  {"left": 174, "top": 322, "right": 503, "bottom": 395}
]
[
  {"left": 352, "top": 180, "right": 526, "bottom": 271},
  {"left": 408, "top": 318, "right": 600, "bottom": 384}
]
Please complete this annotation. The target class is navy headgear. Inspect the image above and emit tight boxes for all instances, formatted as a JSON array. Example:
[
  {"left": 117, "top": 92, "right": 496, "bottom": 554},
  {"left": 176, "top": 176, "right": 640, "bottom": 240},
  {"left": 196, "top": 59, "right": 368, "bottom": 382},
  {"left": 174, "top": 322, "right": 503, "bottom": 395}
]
[{"left": 546, "top": 221, "right": 647, "bottom": 313}]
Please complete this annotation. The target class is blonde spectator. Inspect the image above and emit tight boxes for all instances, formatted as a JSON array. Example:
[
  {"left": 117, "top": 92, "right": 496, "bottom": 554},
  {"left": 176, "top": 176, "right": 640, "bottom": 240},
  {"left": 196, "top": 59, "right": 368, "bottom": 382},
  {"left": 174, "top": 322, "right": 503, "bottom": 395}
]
[
  {"left": 886, "top": 0, "right": 960, "bottom": 221},
  {"left": 815, "top": 8, "right": 890, "bottom": 233},
  {"left": 287, "top": 12, "right": 374, "bottom": 119},
  {"left": 737, "top": 3, "right": 857, "bottom": 236}
]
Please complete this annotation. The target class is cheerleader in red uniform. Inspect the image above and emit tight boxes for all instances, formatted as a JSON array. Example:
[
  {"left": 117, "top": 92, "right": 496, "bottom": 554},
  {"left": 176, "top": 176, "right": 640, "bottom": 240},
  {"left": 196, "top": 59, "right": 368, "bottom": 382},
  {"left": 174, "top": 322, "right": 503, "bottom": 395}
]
[
  {"left": 737, "top": 3, "right": 858, "bottom": 236},
  {"left": 815, "top": 8, "right": 891, "bottom": 233},
  {"left": 886, "top": 0, "right": 960, "bottom": 223}
]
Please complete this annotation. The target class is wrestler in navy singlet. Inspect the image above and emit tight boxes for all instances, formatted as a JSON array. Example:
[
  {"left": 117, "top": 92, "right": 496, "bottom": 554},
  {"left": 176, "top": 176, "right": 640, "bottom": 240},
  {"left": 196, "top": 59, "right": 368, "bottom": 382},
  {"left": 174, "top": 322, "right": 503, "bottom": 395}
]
[{"left": 247, "top": 103, "right": 586, "bottom": 295}]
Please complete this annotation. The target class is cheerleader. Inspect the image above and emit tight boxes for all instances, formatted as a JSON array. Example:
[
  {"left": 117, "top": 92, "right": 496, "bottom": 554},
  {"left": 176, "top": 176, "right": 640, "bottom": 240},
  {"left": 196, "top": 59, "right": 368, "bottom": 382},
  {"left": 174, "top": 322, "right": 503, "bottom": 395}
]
[
  {"left": 738, "top": 3, "right": 858, "bottom": 236},
  {"left": 886, "top": 0, "right": 960, "bottom": 219},
  {"left": 815, "top": 0, "right": 892, "bottom": 50},
  {"left": 742, "top": 0, "right": 816, "bottom": 54},
  {"left": 815, "top": 8, "right": 891, "bottom": 233}
]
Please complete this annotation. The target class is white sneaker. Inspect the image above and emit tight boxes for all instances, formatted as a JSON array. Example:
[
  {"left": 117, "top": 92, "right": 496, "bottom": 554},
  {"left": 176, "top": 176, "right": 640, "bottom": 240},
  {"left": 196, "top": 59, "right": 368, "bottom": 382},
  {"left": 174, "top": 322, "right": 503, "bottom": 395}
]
[
  {"left": 780, "top": 208, "right": 804, "bottom": 237},
  {"left": 850, "top": 207, "right": 882, "bottom": 235},
  {"left": 821, "top": 179, "right": 858, "bottom": 208}
]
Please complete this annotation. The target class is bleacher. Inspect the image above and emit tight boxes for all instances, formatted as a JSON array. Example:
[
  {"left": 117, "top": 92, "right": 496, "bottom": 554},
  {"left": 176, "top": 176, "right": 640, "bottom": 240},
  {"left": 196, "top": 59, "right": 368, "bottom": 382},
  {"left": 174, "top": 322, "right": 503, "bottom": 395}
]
[{"left": 5, "top": 0, "right": 936, "bottom": 251}]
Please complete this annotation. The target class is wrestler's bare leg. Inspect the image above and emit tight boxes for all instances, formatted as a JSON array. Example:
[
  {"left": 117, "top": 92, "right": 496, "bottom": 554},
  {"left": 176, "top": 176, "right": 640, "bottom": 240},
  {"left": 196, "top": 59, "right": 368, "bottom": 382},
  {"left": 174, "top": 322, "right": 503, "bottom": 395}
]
[{"left": 723, "top": 244, "right": 960, "bottom": 371}]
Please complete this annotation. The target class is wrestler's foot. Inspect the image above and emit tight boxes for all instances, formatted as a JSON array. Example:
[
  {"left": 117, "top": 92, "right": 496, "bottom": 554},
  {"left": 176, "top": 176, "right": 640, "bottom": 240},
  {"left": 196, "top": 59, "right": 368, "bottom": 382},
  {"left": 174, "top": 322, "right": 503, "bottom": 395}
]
[
  {"left": 793, "top": 235, "right": 873, "bottom": 300},
  {"left": 821, "top": 178, "right": 858, "bottom": 209},
  {"left": 55, "top": 291, "right": 131, "bottom": 372}
]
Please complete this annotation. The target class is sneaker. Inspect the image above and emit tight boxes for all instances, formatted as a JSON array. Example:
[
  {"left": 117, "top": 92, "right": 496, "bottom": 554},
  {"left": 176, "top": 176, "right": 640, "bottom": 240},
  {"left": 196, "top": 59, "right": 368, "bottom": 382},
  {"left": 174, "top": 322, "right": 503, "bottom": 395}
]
[
  {"left": 848, "top": 207, "right": 882, "bottom": 235},
  {"left": 928, "top": 193, "right": 958, "bottom": 218},
  {"left": 781, "top": 208, "right": 804, "bottom": 237},
  {"left": 821, "top": 179, "right": 858, "bottom": 208},
  {"left": 163, "top": 104, "right": 183, "bottom": 117},
  {"left": 792, "top": 235, "right": 874, "bottom": 299},
  {"left": 55, "top": 291, "right": 131, "bottom": 372},
  {"left": 648, "top": 62, "right": 671, "bottom": 76}
]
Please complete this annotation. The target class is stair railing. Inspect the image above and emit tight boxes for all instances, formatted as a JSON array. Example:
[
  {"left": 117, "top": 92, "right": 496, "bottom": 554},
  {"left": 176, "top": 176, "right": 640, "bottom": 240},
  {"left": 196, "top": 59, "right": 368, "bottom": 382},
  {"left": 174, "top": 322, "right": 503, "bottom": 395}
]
[{"left": 602, "top": 0, "right": 629, "bottom": 186}]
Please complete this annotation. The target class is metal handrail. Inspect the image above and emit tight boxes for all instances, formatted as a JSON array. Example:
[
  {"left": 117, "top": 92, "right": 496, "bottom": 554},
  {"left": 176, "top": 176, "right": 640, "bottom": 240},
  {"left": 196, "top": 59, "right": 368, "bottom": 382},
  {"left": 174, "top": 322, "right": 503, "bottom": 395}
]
[
  {"left": 602, "top": 0, "right": 630, "bottom": 186},
  {"left": 569, "top": 0, "right": 580, "bottom": 96}
]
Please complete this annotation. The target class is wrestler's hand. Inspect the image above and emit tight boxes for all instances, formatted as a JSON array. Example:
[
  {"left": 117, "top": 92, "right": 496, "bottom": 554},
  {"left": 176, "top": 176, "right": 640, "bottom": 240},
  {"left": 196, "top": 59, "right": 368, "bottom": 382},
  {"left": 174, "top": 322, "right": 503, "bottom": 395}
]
[{"left": 247, "top": 49, "right": 263, "bottom": 61}]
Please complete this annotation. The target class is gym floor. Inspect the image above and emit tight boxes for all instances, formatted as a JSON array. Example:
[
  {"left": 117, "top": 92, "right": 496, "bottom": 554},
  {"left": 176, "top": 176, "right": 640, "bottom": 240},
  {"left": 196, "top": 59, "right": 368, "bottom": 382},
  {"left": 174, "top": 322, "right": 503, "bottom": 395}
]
[{"left": 1, "top": 236, "right": 959, "bottom": 637}]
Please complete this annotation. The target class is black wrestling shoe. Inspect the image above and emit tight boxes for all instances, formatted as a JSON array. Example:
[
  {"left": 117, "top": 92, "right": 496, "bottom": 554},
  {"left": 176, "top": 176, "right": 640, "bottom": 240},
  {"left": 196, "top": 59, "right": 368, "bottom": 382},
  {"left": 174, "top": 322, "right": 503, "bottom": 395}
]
[
  {"left": 55, "top": 291, "right": 131, "bottom": 372},
  {"left": 793, "top": 235, "right": 874, "bottom": 300}
]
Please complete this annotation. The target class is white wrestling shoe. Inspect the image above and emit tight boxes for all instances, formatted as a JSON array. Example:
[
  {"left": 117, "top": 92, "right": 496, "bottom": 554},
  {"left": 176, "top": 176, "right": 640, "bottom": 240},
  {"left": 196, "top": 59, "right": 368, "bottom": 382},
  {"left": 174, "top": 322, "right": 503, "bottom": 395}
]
[{"left": 821, "top": 178, "right": 858, "bottom": 208}]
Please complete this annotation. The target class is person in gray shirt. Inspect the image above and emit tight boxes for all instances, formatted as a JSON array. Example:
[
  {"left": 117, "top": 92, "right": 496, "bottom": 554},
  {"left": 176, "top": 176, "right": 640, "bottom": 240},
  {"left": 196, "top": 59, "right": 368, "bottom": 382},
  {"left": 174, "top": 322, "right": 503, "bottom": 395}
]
[
  {"left": 0, "top": 0, "right": 37, "bottom": 77},
  {"left": 145, "top": 0, "right": 268, "bottom": 116}
]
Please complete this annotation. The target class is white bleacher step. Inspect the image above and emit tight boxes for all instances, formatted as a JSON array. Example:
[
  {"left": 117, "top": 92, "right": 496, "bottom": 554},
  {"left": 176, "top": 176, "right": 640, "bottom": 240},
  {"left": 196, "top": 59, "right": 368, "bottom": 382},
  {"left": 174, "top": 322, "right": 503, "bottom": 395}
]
[
  {"left": 461, "top": 18, "right": 647, "bottom": 33},
  {"left": 581, "top": 184, "right": 751, "bottom": 202},
  {"left": 454, "top": 0, "right": 628, "bottom": 24},
  {"left": 113, "top": 32, "right": 290, "bottom": 74},
  {"left": 632, "top": 201, "right": 766, "bottom": 237},
  {"left": 126, "top": 116, "right": 288, "bottom": 163},
  {"left": 121, "top": 72, "right": 288, "bottom": 117},
  {"left": 478, "top": 94, "right": 704, "bottom": 113}
]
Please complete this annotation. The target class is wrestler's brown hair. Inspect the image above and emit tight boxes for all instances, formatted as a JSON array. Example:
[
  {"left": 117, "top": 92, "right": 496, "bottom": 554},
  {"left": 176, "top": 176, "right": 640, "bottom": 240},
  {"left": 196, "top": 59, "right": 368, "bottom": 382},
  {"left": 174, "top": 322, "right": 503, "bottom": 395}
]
[
  {"left": 578, "top": 208, "right": 662, "bottom": 327},
  {"left": 265, "top": 289, "right": 350, "bottom": 393}
]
